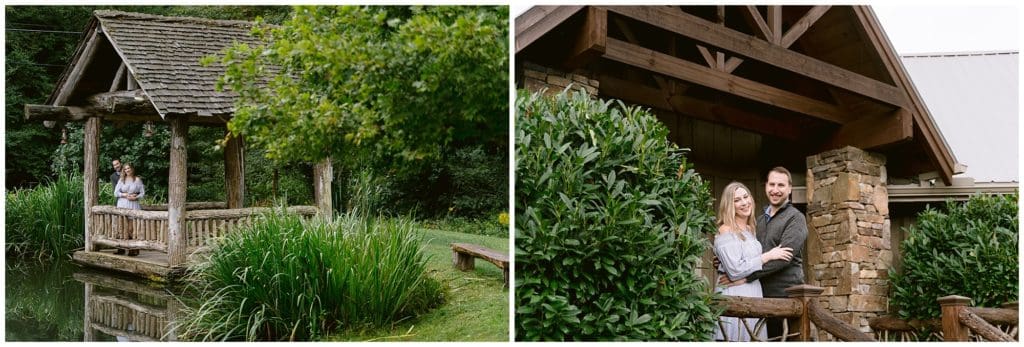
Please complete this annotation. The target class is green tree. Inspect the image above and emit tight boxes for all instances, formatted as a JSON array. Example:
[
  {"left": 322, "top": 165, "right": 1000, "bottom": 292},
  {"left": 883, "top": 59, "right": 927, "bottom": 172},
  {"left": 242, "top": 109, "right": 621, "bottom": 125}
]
[{"left": 215, "top": 6, "right": 508, "bottom": 168}]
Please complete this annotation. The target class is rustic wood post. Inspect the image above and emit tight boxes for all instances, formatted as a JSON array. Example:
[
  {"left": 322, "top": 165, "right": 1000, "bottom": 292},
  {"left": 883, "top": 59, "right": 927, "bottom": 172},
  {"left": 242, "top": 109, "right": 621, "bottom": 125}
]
[
  {"left": 313, "top": 157, "right": 333, "bottom": 219},
  {"left": 938, "top": 295, "right": 971, "bottom": 342},
  {"left": 83, "top": 282, "right": 94, "bottom": 341},
  {"left": 223, "top": 132, "right": 244, "bottom": 209},
  {"left": 786, "top": 284, "right": 825, "bottom": 341},
  {"left": 167, "top": 116, "right": 188, "bottom": 267},
  {"left": 83, "top": 116, "right": 101, "bottom": 252}
]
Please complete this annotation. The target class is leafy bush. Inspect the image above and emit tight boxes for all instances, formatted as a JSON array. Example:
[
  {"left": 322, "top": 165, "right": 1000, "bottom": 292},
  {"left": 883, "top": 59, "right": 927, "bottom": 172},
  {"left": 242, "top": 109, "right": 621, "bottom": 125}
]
[
  {"left": 890, "top": 193, "right": 1019, "bottom": 321},
  {"left": 443, "top": 145, "right": 508, "bottom": 218},
  {"left": 5, "top": 173, "right": 114, "bottom": 258},
  {"left": 178, "top": 212, "right": 444, "bottom": 341},
  {"left": 515, "top": 89, "right": 718, "bottom": 341}
]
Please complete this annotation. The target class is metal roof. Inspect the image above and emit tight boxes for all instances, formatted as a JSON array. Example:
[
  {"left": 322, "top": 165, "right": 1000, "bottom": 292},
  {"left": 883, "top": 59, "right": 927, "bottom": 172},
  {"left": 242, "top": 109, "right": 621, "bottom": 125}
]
[{"left": 900, "top": 51, "right": 1019, "bottom": 183}]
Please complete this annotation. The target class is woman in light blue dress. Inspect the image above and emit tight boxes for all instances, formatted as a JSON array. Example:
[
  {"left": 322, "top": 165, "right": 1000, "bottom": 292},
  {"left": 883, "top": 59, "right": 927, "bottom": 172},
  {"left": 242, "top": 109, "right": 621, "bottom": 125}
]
[
  {"left": 712, "top": 182, "right": 792, "bottom": 341},
  {"left": 114, "top": 163, "right": 144, "bottom": 256}
]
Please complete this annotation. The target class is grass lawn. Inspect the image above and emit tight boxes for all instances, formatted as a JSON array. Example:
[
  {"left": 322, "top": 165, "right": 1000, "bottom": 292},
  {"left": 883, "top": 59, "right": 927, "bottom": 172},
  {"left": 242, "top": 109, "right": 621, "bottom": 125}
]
[{"left": 328, "top": 227, "right": 509, "bottom": 341}]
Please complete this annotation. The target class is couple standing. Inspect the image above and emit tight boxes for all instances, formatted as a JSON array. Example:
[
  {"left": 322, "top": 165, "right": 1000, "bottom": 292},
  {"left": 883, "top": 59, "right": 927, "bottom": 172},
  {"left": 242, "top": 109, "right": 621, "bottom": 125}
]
[{"left": 713, "top": 167, "right": 808, "bottom": 341}]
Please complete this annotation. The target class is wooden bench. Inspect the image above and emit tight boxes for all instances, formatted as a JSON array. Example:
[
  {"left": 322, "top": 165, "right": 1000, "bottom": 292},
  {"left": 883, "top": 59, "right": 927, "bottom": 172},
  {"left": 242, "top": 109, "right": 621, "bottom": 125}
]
[{"left": 451, "top": 243, "right": 509, "bottom": 287}]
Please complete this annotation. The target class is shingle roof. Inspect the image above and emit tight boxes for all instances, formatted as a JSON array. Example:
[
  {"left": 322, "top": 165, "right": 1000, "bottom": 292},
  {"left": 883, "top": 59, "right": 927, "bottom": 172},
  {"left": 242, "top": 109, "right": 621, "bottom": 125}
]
[{"left": 94, "top": 10, "right": 268, "bottom": 117}]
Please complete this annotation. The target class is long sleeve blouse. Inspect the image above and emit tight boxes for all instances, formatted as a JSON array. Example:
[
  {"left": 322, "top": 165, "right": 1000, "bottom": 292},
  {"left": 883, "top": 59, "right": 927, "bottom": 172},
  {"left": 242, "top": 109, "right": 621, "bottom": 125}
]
[
  {"left": 713, "top": 229, "right": 764, "bottom": 281},
  {"left": 114, "top": 177, "right": 145, "bottom": 209}
]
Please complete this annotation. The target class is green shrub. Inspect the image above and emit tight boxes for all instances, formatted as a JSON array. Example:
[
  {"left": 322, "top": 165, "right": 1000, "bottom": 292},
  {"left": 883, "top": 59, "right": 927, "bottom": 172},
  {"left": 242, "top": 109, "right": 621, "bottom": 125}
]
[
  {"left": 178, "top": 212, "right": 444, "bottom": 341},
  {"left": 5, "top": 173, "right": 114, "bottom": 258},
  {"left": 515, "top": 89, "right": 718, "bottom": 341},
  {"left": 443, "top": 145, "right": 508, "bottom": 218},
  {"left": 890, "top": 193, "right": 1019, "bottom": 321}
]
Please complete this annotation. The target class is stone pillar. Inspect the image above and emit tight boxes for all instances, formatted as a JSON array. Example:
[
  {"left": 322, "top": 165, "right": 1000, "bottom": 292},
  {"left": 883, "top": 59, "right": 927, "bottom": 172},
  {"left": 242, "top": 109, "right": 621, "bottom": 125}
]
[
  {"left": 804, "top": 146, "right": 891, "bottom": 333},
  {"left": 521, "top": 61, "right": 599, "bottom": 97}
]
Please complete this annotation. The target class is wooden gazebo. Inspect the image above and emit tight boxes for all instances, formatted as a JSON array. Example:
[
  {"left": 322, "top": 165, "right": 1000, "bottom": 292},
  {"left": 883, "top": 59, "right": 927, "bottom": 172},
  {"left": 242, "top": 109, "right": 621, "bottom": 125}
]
[{"left": 25, "top": 11, "right": 333, "bottom": 278}]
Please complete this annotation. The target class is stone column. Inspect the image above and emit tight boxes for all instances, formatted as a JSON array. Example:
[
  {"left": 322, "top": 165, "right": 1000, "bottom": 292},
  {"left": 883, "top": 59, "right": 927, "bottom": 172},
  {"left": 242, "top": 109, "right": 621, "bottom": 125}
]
[
  {"left": 521, "top": 61, "right": 599, "bottom": 97},
  {"left": 804, "top": 146, "right": 891, "bottom": 333}
]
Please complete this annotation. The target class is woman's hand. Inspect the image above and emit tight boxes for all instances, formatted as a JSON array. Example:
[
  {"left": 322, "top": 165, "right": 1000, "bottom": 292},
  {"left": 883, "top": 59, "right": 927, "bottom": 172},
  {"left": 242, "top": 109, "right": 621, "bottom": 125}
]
[{"left": 761, "top": 246, "right": 793, "bottom": 263}]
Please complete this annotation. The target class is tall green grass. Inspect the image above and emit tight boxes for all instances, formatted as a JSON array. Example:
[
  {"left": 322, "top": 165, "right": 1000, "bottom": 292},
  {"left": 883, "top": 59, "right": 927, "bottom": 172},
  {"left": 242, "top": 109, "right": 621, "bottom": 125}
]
[
  {"left": 5, "top": 174, "right": 114, "bottom": 259},
  {"left": 178, "top": 212, "right": 444, "bottom": 341}
]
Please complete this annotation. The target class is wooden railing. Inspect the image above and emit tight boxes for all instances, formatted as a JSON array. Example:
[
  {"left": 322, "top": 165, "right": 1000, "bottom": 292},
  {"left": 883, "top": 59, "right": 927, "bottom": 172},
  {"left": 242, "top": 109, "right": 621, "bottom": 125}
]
[
  {"left": 89, "top": 204, "right": 318, "bottom": 255},
  {"left": 715, "top": 285, "right": 875, "bottom": 341},
  {"left": 869, "top": 297, "right": 1018, "bottom": 342},
  {"left": 75, "top": 271, "right": 180, "bottom": 342}
]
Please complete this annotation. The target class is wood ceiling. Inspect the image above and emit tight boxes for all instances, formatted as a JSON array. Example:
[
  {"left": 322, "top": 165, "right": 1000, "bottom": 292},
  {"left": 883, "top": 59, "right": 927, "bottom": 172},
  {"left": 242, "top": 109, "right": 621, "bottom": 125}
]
[{"left": 516, "top": 5, "right": 958, "bottom": 184}]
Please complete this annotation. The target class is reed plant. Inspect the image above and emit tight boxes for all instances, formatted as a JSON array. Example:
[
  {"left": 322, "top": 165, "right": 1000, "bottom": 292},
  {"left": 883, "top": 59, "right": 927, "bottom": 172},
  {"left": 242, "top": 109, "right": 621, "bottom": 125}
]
[
  {"left": 178, "top": 212, "right": 444, "bottom": 341},
  {"left": 5, "top": 173, "right": 114, "bottom": 259}
]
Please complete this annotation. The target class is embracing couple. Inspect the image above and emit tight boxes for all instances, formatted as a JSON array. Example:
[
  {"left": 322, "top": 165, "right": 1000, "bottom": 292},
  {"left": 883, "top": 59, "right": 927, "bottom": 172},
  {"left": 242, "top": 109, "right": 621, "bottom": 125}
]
[{"left": 713, "top": 167, "right": 808, "bottom": 341}]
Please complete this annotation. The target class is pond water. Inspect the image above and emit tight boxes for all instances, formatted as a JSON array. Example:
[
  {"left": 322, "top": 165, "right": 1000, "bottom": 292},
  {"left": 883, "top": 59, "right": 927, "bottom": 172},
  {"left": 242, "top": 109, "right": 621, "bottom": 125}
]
[{"left": 5, "top": 258, "right": 190, "bottom": 342}]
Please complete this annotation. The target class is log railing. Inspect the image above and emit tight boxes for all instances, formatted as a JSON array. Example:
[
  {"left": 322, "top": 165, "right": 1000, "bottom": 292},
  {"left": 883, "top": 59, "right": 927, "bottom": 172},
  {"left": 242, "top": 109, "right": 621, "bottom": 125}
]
[
  {"left": 869, "top": 298, "right": 1018, "bottom": 342},
  {"left": 89, "top": 204, "right": 318, "bottom": 255},
  {"left": 75, "top": 271, "right": 179, "bottom": 342},
  {"left": 716, "top": 284, "right": 875, "bottom": 341}
]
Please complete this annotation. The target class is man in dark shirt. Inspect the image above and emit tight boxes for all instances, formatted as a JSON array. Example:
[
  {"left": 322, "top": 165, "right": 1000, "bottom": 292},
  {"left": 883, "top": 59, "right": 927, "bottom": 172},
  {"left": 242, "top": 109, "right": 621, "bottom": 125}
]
[
  {"left": 748, "top": 166, "right": 807, "bottom": 340},
  {"left": 110, "top": 159, "right": 122, "bottom": 186}
]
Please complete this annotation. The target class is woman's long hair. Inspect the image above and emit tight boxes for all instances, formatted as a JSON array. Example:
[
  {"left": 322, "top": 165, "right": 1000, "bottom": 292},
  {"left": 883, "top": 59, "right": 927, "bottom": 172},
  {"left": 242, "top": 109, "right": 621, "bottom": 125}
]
[
  {"left": 119, "top": 163, "right": 137, "bottom": 183},
  {"left": 716, "top": 181, "right": 757, "bottom": 238}
]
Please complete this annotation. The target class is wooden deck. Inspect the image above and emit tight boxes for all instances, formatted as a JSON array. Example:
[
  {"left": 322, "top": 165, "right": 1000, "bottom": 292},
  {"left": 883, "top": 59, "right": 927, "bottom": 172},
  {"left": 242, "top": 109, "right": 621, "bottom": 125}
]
[{"left": 73, "top": 248, "right": 185, "bottom": 279}]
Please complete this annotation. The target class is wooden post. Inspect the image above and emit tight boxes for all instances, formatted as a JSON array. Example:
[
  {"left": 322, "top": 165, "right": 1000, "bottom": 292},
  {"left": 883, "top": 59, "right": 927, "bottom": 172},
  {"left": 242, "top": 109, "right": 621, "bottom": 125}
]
[
  {"left": 313, "top": 157, "right": 333, "bottom": 219},
  {"left": 786, "top": 284, "right": 825, "bottom": 341},
  {"left": 938, "top": 295, "right": 971, "bottom": 342},
  {"left": 223, "top": 132, "right": 244, "bottom": 209},
  {"left": 83, "top": 117, "right": 101, "bottom": 252},
  {"left": 83, "top": 282, "right": 94, "bottom": 341},
  {"left": 167, "top": 116, "right": 188, "bottom": 267}
]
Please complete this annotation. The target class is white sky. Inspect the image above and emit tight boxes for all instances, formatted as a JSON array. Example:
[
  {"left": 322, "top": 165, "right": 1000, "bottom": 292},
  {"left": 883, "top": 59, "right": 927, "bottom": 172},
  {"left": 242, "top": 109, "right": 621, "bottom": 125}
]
[{"left": 511, "top": 2, "right": 1021, "bottom": 55}]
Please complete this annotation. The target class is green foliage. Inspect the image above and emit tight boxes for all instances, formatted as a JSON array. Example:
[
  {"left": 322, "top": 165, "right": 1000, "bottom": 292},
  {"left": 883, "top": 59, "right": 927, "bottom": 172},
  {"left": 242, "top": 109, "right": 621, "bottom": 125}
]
[
  {"left": 216, "top": 5, "right": 508, "bottom": 169},
  {"left": 5, "top": 173, "right": 114, "bottom": 259},
  {"left": 889, "top": 193, "right": 1019, "bottom": 321},
  {"left": 4, "top": 260, "right": 86, "bottom": 341},
  {"left": 178, "top": 212, "right": 444, "bottom": 341},
  {"left": 443, "top": 146, "right": 508, "bottom": 218},
  {"left": 514, "top": 90, "right": 719, "bottom": 341}
]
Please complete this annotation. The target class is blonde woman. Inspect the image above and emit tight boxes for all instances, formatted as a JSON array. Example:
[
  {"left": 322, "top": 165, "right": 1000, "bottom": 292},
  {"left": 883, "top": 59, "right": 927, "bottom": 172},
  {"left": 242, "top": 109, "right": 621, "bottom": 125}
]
[
  {"left": 114, "top": 163, "right": 144, "bottom": 256},
  {"left": 712, "top": 182, "right": 792, "bottom": 341}
]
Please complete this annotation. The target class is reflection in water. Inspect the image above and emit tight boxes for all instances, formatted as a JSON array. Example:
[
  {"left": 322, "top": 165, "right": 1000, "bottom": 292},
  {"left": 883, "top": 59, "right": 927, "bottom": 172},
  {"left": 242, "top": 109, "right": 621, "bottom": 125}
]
[
  {"left": 77, "top": 271, "right": 183, "bottom": 341},
  {"left": 5, "top": 259, "right": 186, "bottom": 342},
  {"left": 5, "top": 259, "right": 86, "bottom": 341}
]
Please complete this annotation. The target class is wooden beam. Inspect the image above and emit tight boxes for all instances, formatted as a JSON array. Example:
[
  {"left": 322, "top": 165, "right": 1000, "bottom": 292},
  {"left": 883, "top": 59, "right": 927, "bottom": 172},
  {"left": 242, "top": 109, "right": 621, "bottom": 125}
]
[
  {"left": 744, "top": 6, "right": 773, "bottom": 41},
  {"left": 824, "top": 107, "right": 912, "bottom": 151},
  {"left": 515, "top": 6, "right": 585, "bottom": 53},
  {"left": 604, "top": 6, "right": 910, "bottom": 109},
  {"left": 166, "top": 116, "right": 188, "bottom": 267},
  {"left": 768, "top": 6, "right": 782, "bottom": 44},
  {"left": 54, "top": 30, "right": 102, "bottom": 105},
  {"left": 88, "top": 90, "right": 155, "bottom": 115},
  {"left": 25, "top": 104, "right": 229, "bottom": 125},
  {"left": 603, "top": 38, "right": 849, "bottom": 124},
  {"left": 697, "top": 45, "right": 716, "bottom": 69},
  {"left": 84, "top": 117, "right": 101, "bottom": 252},
  {"left": 853, "top": 6, "right": 956, "bottom": 185},
  {"left": 565, "top": 7, "right": 607, "bottom": 68},
  {"left": 597, "top": 74, "right": 805, "bottom": 142},
  {"left": 109, "top": 62, "right": 125, "bottom": 92},
  {"left": 223, "top": 133, "right": 245, "bottom": 209},
  {"left": 780, "top": 6, "right": 831, "bottom": 48}
]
